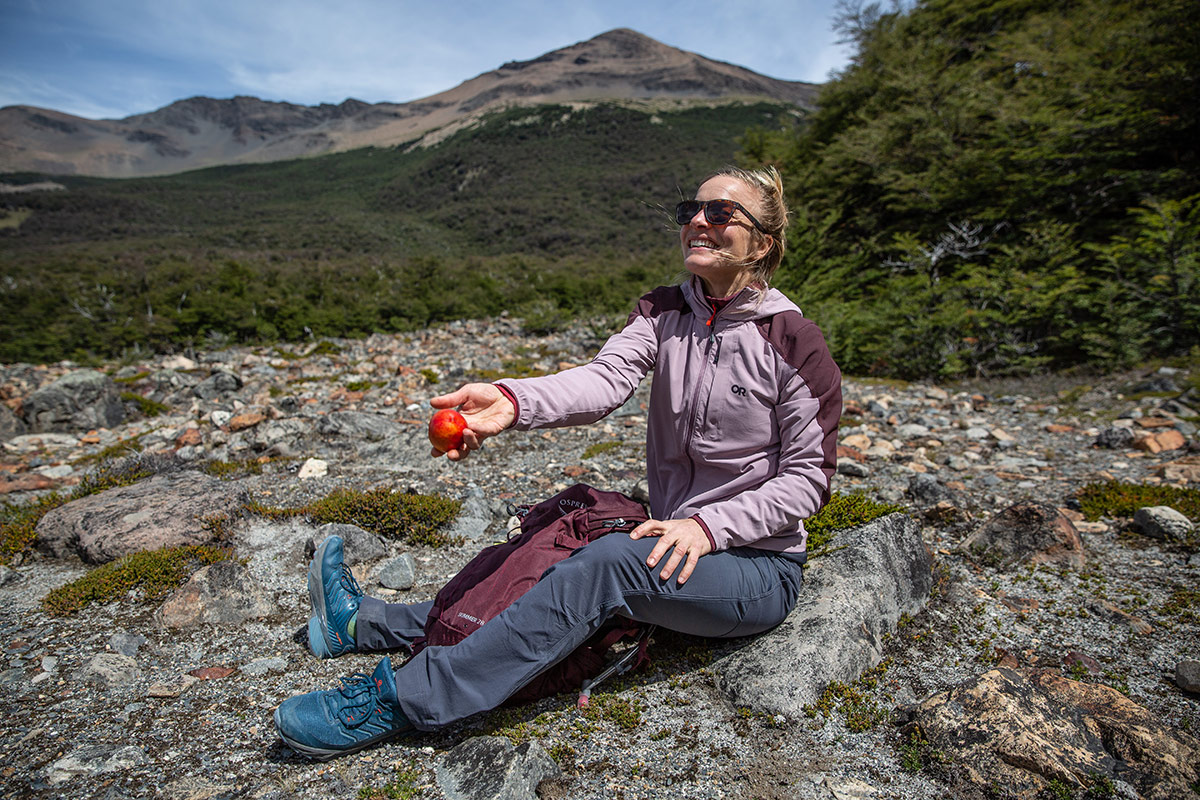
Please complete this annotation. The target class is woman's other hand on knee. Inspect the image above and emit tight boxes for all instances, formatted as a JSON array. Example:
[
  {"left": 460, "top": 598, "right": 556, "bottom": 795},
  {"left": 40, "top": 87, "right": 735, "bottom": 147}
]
[{"left": 631, "top": 518, "right": 713, "bottom": 585}]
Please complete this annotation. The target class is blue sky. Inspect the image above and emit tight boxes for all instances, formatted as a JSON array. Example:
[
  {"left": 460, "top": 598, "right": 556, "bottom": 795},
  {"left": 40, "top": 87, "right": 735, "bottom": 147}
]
[{"left": 0, "top": 0, "right": 853, "bottom": 120}]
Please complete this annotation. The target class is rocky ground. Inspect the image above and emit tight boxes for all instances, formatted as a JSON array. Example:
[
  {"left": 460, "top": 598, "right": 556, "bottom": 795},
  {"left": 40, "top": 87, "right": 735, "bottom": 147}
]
[{"left": 1, "top": 315, "right": 1198, "bottom": 800}]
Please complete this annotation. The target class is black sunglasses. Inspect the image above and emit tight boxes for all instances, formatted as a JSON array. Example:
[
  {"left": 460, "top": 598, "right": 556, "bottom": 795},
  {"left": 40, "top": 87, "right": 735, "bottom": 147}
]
[{"left": 675, "top": 199, "right": 768, "bottom": 235}]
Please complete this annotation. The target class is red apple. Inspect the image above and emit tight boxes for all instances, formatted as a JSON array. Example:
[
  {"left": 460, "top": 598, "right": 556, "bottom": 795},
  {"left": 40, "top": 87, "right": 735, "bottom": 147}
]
[{"left": 428, "top": 408, "right": 468, "bottom": 453}]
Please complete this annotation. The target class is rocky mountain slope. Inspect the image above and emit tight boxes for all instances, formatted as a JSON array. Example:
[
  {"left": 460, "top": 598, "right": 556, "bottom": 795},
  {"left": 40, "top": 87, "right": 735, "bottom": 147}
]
[
  {"left": 0, "top": 29, "right": 818, "bottom": 178},
  {"left": 1, "top": 316, "right": 1198, "bottom": 799}
]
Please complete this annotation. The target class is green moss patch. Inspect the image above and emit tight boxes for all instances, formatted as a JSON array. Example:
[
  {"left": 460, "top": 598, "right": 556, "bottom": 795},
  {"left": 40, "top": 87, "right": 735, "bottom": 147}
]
[
  {"left": 343, "top": 379, "right": 386, "bottom": 392},
  {"left": 203, "top": 457, "right": 265, "bottom": 479},
  {"left": 803, "top": 659, "right": 893, "bottom": 731},
  {"left": 42, "top": 544, "right": 234, "bottom": 616},
  {"left": 73, "top": 431, "right": 149, "bottom": 467},
  {"left": 581, "top": 440, "right": 625, "bottom": 459},
  {"left": 1077, "top": 481, "right": 1200, "bottom": 521},
  {"left": 248, "top": 487, "right": 461, "bottom": 547},
  {"left": 581, "top": 691, "right": 642, "bottom": 731},
  {"left": 0, "top": 493, "right": 66, "bottom": 565},
  {"left": 119, "top": 391, "right": 171, "bottom": 418},
  {"left": 357, "top": 762, "right": 423, "bottom": 800},
  {"left": 805, "top": 492, "right": 907, "bottom": 556},
  {"left": 1161, "top": 587, "right": 1200, "bottom": 625},
  {"left": 471, "top": 357, "right": 550, "bottom": 382}
]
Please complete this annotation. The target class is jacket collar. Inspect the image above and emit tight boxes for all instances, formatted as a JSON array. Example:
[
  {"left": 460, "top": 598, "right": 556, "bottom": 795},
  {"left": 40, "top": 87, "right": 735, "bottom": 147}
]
[{"left": 681, "top": 276, "right": 791, "bottom": 322}]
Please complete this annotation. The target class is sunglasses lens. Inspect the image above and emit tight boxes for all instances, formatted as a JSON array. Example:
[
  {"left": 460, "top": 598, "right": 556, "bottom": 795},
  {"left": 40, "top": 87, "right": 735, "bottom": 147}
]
[
  {"left": 705, "top": 200, "right": 735, "bottom": 224},
  {"left": 676, "top": 200, "right": 740, "bottom": 226},
  {"left": 675, "top": 201, "right": 701, "bottom": 225}
]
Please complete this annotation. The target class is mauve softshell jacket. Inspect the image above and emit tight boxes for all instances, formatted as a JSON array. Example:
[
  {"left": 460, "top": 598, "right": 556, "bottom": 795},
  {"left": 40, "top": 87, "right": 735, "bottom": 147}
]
[{"left": 497, "top": 277, "right": 842, "bottom": 556}]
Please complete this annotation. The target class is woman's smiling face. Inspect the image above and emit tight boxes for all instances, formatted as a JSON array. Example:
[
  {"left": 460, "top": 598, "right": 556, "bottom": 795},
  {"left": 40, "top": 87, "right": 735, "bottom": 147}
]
[{"left": 679, "top": 175, "right": 770, "bottom": 298}]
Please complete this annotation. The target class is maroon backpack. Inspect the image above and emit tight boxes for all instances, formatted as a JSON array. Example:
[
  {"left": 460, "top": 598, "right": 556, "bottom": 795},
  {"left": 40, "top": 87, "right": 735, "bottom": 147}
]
[{"left": 411, "top": 484, "right": 653, "bottom": 705}]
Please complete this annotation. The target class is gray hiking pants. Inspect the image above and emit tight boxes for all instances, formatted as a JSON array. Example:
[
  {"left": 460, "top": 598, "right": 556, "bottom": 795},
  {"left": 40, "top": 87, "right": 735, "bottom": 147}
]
[{"left": 356, "top": 533, "right": 804, "bottom": 730}]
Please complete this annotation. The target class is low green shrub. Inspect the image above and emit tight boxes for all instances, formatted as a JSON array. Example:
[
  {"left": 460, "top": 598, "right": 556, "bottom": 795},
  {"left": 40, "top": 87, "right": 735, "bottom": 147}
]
[
  {"left": 73, "top": 432, "right": 148, "bottom": 466},
  {"left": 1077, "top": 481, "right": 1200, "bottom": 521},
  {"left": 581, "top": 692, "right": 643, "bottom": 731},
  {"left": 343, "top": 379, "right": 386, "bottom": 392},
  {"left": 471, "top": 357, "right": 549, "bottom": 382},
  {"left": 307, "top": 340, "right": 342, "bottom": 357},
  {"left": 248, "top": 487, "right": 461, "bottom": 547},
  {"left": 1161, "top": 587, "right": 1200, "bottom": 624},
  {"left": 73, "top": 456, "right": 159, "bottom": 496},
  {"left": 897, "top": 729, "right": 951, "bottom": 775},
  {"left": 41, "top": 544, "right": 233, "bottom": 615}
]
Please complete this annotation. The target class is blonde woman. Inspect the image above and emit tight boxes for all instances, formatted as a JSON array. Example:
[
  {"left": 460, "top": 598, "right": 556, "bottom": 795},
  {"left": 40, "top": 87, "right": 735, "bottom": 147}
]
[{"left": 276, "top": 166, "right": 842, "bottom": 759}]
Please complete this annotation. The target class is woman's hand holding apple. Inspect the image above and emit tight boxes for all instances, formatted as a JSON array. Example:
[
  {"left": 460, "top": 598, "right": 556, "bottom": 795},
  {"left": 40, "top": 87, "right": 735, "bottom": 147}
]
[{"left": 428, "top": 383, "right": 515, "bottom": 461}]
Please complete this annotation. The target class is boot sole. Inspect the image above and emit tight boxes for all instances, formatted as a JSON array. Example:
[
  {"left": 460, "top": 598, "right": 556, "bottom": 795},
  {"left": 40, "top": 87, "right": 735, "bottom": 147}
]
[
  {"left": 274, "top": 705, "right": 410, "bottom": 761},
  {"left": 307, "top": 538, "right": 334, "bottom": 658}
]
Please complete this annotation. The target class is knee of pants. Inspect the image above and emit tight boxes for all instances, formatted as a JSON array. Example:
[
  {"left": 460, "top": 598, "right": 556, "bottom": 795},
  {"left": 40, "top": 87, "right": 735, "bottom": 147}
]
[{"left": 541, "top": 533, "right": 652, "bottom": 585}]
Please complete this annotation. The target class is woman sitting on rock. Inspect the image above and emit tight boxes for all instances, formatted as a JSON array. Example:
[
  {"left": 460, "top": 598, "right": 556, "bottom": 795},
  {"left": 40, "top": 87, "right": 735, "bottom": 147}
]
[{"left": 274, "top": 165, "right": 842, "bottom": 759}]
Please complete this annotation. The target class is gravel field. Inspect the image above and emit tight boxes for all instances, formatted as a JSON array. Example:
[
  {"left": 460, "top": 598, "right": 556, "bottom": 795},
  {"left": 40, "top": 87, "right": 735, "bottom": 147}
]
[{"left": 1, "top": 318, "right": 1197, "bottom": 799}]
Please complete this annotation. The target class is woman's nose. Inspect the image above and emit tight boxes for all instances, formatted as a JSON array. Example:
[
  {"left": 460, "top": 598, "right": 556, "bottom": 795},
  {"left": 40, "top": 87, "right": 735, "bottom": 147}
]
[{"left": 691, "top": 207, "right": 711, "bottom": 228}]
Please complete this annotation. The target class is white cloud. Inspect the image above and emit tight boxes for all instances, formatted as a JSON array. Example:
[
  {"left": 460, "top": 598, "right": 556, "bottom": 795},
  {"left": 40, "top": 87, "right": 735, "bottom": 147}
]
[{"left": 0, "top": 71, "right": 131, "bottom": 119}]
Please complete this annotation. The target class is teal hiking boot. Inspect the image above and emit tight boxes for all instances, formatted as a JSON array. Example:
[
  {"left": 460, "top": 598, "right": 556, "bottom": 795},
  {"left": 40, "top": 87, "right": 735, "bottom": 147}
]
[
  {"left": 275, "top": 656, "right": 414, "bottom": 760},
  {"left": 307, "top": 535, "right": 363, "bottom": 658}
]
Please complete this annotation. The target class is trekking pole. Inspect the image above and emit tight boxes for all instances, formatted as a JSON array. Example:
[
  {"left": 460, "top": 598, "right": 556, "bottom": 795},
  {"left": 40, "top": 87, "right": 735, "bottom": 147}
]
[{"left": 577, "top": 625, "right": 656, "bottom": 708}]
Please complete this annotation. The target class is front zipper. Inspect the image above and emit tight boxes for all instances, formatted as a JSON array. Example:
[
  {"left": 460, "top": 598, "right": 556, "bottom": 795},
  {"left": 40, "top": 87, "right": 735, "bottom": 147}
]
[{"left": 681, "top": 294, "right": 734, "bottom": 499}]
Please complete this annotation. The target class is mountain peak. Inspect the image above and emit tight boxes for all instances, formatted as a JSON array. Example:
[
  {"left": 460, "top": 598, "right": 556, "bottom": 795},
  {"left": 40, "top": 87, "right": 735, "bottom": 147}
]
[{"left": 0, "top": 30, "right": 817, "bottom": 178}]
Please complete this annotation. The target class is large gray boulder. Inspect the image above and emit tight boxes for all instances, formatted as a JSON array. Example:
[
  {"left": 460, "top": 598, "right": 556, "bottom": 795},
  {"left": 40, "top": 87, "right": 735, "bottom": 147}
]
[
  {"left": 0, "top": 403, "right": 26, "bottom": 441},
  {"left": 36, "top": 471, "right": 249, "bottom": 563},
  {"left": 714, "top": 513, "right": 931, "bottom": 717},
  {"left": 904, "top": 667, "right": 1200, "bottom": 800},
  {"left": 435, "top": 736, "right": 560, "bottom": 800},
  {"left": 23, "top": 369, "right": 125, "bottom": 432},
  {"left": 962, "top": 502, "right": 1085, "bottom": 570},
  {"left": 309, "top": 523, "right": 385, "bottom": 565},
  {"left": 316, "top": 411, "right": 404, "bottom": 442},
  {"left": 156, "top": 560, "right": 276, "bottom": 628},
  {"left": 46, "top": 744, "right": 148, "bottom": 786},
  {"left": 192, "top": 370, "right": 242, "bottom": 400},
  {"left": 1132, "top": 505, "right": 1195, "bottom": 543}
]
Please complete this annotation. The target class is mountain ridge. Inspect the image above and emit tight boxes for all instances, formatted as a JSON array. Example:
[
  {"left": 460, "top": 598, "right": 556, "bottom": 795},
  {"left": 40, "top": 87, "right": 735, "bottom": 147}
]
[{"left": 0, "top": 29, "right": 818, "bottom": 178}]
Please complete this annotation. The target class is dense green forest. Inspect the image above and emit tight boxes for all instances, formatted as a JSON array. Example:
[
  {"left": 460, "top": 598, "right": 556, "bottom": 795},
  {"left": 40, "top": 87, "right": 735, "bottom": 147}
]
[
  {"left": 0, "top": 102, "right": 794, "bottom": 362},
  {"left": 752, "top": 0, "right": 1199, "bottom": 377},
  {"left": 2, "top": 0, "right": 1198, "bottom": 378}
]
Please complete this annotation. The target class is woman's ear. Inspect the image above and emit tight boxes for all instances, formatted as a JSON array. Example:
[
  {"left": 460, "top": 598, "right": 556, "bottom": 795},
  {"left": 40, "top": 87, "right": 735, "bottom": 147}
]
[{"left": 752, "top": 234, "right": 773, "bottom": 265}]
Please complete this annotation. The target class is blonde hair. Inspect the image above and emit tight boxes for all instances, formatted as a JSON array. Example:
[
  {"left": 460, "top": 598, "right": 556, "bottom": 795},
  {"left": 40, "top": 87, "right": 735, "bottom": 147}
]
[{"left": 701, "top": 165, "right": 789, "bottom": 287}]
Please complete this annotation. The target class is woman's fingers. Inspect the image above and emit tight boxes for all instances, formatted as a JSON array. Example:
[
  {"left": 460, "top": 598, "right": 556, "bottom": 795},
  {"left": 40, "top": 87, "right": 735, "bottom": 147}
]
[
  {"left": 429, "top": 388, "right": 468, "bottom": 409},
  {"left": 428, "top": 384, "right": 514, "bottom": 461},
  {"left": 634, "top": 519, "right": 712, "bottom": 585}
]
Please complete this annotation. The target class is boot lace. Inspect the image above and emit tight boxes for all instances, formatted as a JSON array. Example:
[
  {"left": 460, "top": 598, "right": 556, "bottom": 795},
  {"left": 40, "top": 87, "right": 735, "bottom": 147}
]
[{"left": 334, "top": 672, "right": 383, "bottom": 728}]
